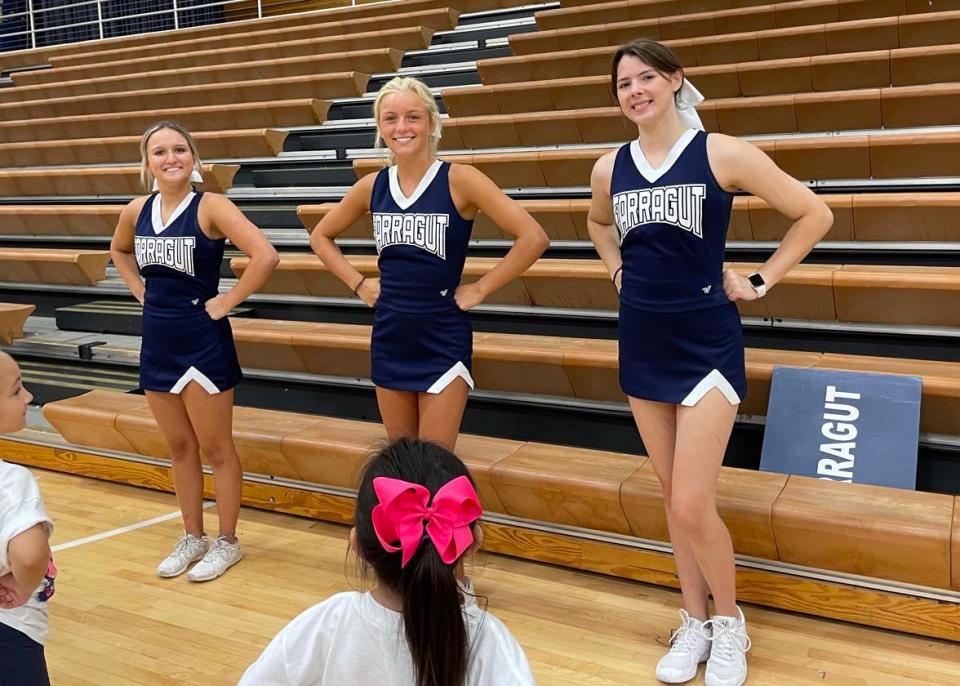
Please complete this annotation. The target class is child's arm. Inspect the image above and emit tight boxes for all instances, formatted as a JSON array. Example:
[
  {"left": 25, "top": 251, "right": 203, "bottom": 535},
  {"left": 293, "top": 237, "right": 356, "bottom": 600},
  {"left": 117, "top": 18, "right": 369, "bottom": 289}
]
[{"left": 0, "top": 524, "right": 50, "bottom": 608}]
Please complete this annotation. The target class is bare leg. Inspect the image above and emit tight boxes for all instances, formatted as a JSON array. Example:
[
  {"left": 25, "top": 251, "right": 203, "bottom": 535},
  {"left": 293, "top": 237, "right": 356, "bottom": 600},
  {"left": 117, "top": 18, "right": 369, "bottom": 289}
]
[
  {"left": 146, "top": 391, "right": 204, "bottom": 537},
  {"left": 671, "top": 389, "right": 739, "bottom": 617},
  {"left": 181, "top": 384, "right": 242, "bottom": 539},
  {"left": 376, "top": 387, "right": 419, "bottom": 442},
  {"left": 417, "top": 378, "right": 470, "bottom": 451},
  {"left": 629, "top": 396, "right": 711, "bottom": 621}
]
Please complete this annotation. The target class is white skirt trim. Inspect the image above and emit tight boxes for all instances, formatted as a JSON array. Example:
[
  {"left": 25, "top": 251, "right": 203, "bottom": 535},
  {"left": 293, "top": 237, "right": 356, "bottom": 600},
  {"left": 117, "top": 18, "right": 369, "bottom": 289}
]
[
  {"left": 680, "top": 369, "right": 740, "bottom": 407},
  {"left": 168, "top": 366, "right": 222, "bottom": 395},
  {"left": 426, "top": 361, "right": 475, "bottom": 395}
]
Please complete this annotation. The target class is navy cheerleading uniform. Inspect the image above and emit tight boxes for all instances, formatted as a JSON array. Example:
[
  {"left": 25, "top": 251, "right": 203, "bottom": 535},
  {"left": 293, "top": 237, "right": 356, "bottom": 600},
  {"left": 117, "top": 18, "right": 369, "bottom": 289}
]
[
  {"left": 613, "top": 129, "right": 746, "bottom": 406},
  {"left": 369, "top": 160, "right": 474, "bottom": 393},
  {"left": 134, "top": 191, "right": 242, "bottom": 394}
]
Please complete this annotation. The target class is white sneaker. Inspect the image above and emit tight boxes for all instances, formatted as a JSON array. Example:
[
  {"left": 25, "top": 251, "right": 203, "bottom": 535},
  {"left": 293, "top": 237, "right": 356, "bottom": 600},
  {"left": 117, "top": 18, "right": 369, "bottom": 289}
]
[
  {"left": 156, "top": 533, "right": 209, "bottom": 578},
  {"left": 655, "top": 609, "right": 712, "bottom": 683},
  {"left": 187, "top": 536, "right": 242, "bottom": 582},
  {"left": 705, "top": 607, "right": 751, "bottom": 686}
]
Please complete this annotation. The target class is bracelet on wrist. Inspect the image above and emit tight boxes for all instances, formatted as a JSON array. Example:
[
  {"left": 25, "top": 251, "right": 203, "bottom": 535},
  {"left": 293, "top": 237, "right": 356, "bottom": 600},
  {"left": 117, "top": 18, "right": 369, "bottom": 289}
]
[
  {"left": 611, "top": 266, "right": 623, "bottom": 284},
  {"left": 352, "top": 275, "right": 367, "bottom": 295}
]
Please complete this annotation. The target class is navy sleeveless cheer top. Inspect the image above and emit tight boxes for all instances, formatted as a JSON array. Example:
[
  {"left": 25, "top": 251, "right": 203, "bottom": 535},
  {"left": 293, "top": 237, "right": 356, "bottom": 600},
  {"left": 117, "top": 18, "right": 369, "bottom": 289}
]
[
  {"left": 370, "top": 160, "right": 474, "bottom": 313},
  {"left": 135, "top": 191, "right": 225, "bottom": 311},
  {"left": 611, "top": 129, "right": 733, "bottom": 312}
]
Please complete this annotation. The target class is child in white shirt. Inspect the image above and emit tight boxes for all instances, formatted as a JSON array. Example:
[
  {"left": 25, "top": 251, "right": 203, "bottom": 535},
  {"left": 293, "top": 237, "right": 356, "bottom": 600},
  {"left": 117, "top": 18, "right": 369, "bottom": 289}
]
[
  {"left": 240, "top": 438, "right": 535, "bottom": 686},
  {"left": 0, "top": 351, "right": 55, "bottom": 686}
]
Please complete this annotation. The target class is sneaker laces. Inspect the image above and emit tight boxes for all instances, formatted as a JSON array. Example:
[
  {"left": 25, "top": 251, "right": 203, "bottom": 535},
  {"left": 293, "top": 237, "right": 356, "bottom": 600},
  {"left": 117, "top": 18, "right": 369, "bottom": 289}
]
[
  {"left": 170, "top": 534, "right": 197, "bottom": 558},
  {"left": 668, "top": 610, "right": 710, "bottom": 655},
  {"left": 201, "top": 538, "right": 233, "bottom": 565},
  {"left": 704, "top": 618, "right": 751, "bottom": 662}
]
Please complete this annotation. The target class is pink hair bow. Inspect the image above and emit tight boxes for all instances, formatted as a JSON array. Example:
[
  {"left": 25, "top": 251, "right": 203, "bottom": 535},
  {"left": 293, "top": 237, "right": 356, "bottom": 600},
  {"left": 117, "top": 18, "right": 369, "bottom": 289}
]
[{"left": 372, "top": 476, "right": 483, "bottom": 568}]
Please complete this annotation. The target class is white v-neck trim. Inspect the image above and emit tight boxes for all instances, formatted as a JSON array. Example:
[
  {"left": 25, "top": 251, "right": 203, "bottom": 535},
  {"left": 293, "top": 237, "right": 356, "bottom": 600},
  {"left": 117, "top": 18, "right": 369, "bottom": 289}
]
[
  {"left": 630, "top": 129, "right": 698, "bottom": 184},
  {"left": 151, "top": 191, "right": 196, "bottom": 235},
  {"left": 388, "top": 160, "right": 443, "bottom": 210}
]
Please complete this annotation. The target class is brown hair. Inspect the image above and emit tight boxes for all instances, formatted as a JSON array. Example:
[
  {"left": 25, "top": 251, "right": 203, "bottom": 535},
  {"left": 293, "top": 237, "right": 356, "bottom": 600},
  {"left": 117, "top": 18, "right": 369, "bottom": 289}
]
[
  {"left": 610, "top": 38, "right": 685, "bottom": 101},
  {"left": 139, "top": 121, "right": 203, "bottom": 192}
]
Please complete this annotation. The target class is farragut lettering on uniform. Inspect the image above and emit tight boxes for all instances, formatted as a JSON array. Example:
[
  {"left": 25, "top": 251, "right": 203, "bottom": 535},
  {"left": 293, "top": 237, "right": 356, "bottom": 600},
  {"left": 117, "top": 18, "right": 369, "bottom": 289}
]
[
  {"left": 135, "top": 236, "right": 197, "bottom": 276},
  {"left": 613, "top": 184, "right": 707, "bottom": 240},
  {"left": 372, "top": 212, "right": 448, "bottom": 260}
]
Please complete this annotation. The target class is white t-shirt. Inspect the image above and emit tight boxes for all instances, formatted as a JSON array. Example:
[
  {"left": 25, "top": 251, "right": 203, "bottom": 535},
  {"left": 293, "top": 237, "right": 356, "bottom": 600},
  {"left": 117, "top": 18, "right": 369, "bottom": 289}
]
[
  {"left": 239, "top": 591, "right": 536, "bottom": 686},
  {"left": 0, "top": 459, "right": 54, "bottom": 645}
]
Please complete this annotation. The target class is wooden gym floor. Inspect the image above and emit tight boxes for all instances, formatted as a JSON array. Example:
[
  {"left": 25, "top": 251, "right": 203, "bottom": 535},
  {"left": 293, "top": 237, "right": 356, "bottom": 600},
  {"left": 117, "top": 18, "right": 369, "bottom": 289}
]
[{"left": 28, "top": 468, "right": 960, "bottom": 685}]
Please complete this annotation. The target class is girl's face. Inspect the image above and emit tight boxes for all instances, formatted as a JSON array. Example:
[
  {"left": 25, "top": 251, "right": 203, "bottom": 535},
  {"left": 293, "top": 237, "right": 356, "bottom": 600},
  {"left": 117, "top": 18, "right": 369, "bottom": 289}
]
[
  {"left": 378, "top": 91, "right": 433, "bottom": 160},
  {"left": 615, "top": 55, "right": 683, "bottom": 127},
  {"left": 0, "top": 355, "right": 32, "bottom": 434},
  {"left": 146, "top": 128, "right": 195, "bottom": 188}
]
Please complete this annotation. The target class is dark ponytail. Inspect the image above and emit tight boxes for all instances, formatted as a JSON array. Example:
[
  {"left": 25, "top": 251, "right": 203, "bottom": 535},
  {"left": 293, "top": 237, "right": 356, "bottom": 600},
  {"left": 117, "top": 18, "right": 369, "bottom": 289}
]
[
  {"left": 355, "top": 439, "right": 477, "bottom": 686},
  {"left": 399, "top": 542, "right": 468, "bottom": 686}
]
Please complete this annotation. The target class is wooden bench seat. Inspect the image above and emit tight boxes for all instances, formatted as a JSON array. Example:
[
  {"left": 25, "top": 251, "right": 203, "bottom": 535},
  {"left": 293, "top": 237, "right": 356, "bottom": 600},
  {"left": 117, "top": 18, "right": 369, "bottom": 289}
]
[
  {"left": 513, "top": 0, "right": 940, "bottom": 57},
  {"left": 621, "top": 462, "right": 789, "bottom": 560},
  {"left": 773, "top": 477, "right": 955, "bottom": 587},
  {"left": 227, "top": 317, "right": 960, "bottom": 435},
  {"left": 0, "top": 74, "right": 363, "bottom": 121},
  {"left": 355, "top": 132, "right": 960, "bottom": 186},
  {"left": 0, "top": 303, "right": 35, "bottom": 344},
  {"left": 833, "top": 266, "right": 960, "bottom": 328},
  {"left": 20, "top": 27, "right": 434, "bottom": 86},
  {"left": 0, "top": 206, "right": 120, "bottom": 236},
  {"left": 0, "top": 248, "right": 110, "bottom": 285},
  {"left": 0, "top": 50, "right": 402, "bottom": 103},
  {"left": 438, "top": 86, "right": 960, "bottom": 146},
  {"left": 0, "top": 129, "right": 286, "bottom": 167},
  {"left": 536, "top": 0, "right": 938, "bottom": 32},
  {"left": 41, "top": 388, "right": 960, "bottom": 590},
  {"left": 0, "top": 100, "right": 325, "bottom": 144},
  {"left": 0, "top": 0, "right": 498, "bottom": 70},
  {"left": 455, "top": 46, "right": 960, "bottom": 114},
  {"left": 50, "top": 8, "right": 458, "bottom": 69},
  {"left": 477, "top": 15, "right": 960, "bottom": 85},
  {"left": 233, "top": 254, "right": 960, "bottom": 332},
  {"left": 0, "top": 163, "right": 238, "bottom": 197},
  {"left": 302, "top": 192, "right": 960, "bottom": 242},
  {"left": 536, "top": 0, "right": 767, "bottom": 31}
]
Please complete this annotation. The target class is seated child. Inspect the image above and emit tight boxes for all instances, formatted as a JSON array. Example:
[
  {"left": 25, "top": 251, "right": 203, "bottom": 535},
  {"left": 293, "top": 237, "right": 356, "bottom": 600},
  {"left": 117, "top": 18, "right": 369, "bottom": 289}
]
[{"left": 239, "top": 438, "right": 535, "bottom": 685}]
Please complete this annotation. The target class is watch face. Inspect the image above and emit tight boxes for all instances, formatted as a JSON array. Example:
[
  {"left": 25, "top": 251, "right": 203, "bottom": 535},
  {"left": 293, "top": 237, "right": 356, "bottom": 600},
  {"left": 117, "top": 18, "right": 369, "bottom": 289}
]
[{"left": 748, "top": 273, "right": 765, "bottom": 289}]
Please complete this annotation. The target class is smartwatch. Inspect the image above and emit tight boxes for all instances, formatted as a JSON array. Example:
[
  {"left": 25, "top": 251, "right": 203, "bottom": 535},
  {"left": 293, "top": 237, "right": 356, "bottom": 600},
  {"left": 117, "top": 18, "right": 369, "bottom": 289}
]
[{"left": 747, "top": 272, "right": 767, "bottom": 298}]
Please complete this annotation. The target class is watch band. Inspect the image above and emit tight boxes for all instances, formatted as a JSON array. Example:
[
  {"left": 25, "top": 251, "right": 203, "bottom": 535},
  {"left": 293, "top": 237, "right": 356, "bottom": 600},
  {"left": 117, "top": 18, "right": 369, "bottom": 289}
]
[{"left": 748, "top": 272, "right": 767, "bottom": 298}]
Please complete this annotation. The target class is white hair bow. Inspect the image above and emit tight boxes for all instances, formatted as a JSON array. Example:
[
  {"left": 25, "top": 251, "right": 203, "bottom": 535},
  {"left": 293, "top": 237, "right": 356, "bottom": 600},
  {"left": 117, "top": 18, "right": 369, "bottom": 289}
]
[
  {"left": 677, "top": 79, "right": 705, "bottom": 131},
  {"left": 153, "top": 168, "right": 204, "bottom": 191}
]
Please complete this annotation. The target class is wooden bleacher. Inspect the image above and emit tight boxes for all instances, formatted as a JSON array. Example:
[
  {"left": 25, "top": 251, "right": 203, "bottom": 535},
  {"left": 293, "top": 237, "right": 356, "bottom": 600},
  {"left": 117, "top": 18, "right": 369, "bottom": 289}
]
[
  {"left": 231, "top": 254, "right": 960, "bottom": 327},
  {"left": 0, "top": 130, "right": 286, "bottom": 167},
  {"left": 353, "top": 133, "right": 960, "bottom": 184},
  {"left": 0, "top": 164, "right": 238, "bottom": 196},
  {"left": 0, "top": 206, "right": 120, "bottom": 236},
  {"left": 18, "top": 27, "right": 437, "bottom": 86},
  {"left": 1, "top": 0, "right": 958, "bottom": 646},
  {"left": 39, "top": 388, "right": 960, "bottom": 594},
  {"left": 0, "top": 302, "right": 35, "bottom": 344},
  {"left": 477, "top": 16, "right": 960, "bottom": 83},
  {"left": 0, "top": 74, "right": 366, "bottom": 120},
  {"left": 298, "top": 193, "right": 960, "bottom": 242},
  {"left": 1, "top": 49, "right": 403, "bottom": 102},
  {"left": 47, "top": 7, "right": 460, "bottom": 68},
  {"left": 0, "top": 249, "right": 110, "bottom": 286},
  {"left": 225, "top": 318, "right": 960, "bottom": 435}
]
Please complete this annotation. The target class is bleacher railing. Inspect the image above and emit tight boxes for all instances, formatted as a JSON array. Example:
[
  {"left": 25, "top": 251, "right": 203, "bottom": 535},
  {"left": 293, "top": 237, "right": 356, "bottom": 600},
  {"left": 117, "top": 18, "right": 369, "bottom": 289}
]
[{"left": 0, "top": 0, "right": 361, "bottom": 53}]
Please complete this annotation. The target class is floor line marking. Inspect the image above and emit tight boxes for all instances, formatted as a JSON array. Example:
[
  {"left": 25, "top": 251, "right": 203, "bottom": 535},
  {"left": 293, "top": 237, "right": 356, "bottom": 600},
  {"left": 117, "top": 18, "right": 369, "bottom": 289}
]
[{"left": 52, "top": 502, "right": 216, "bottom": 552}]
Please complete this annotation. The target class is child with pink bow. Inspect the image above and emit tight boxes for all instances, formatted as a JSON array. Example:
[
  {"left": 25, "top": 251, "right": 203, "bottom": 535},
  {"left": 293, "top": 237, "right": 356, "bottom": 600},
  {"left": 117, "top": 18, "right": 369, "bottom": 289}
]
[{"left": 239, "top": 438, "right": 535, "bottom": 686}]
